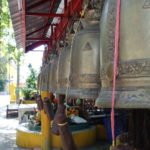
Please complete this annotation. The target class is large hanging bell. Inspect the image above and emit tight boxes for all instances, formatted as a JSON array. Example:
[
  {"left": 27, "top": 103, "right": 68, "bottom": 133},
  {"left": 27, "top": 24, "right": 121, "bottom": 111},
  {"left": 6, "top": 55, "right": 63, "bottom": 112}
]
[
  {"left": 57, "top": 46, "right": 71, "bottom": 95},
  {"left": 49, "top": 55, "right": 59, "bottom": 93},
  {"left": 40, "top": 67, "right": 45, "bottom": 91},
  {"left": 96, "top": 0, "right": 150, "bottom": 108},
  {"left": 37, "top": 72, "right": 41, "bottom": 91},
  {"left": 69, "top": 23, "right": 100, "bottom": 99},
  {"left": 41, "top": 63, "right": 50, "bottom": 92}
]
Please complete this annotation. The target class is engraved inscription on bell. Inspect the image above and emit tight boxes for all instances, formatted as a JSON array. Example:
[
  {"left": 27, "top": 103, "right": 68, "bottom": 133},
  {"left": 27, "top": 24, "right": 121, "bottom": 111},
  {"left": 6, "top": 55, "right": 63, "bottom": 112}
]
[{"left": 82, "top": 42, "right": 93, "bottom": 51}]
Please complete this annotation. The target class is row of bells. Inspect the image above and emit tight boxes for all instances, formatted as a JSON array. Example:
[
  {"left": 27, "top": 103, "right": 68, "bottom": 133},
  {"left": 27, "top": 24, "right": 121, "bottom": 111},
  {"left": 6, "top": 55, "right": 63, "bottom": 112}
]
[{"left": 38, "top": 0, "right": 150, "bottom": 109}]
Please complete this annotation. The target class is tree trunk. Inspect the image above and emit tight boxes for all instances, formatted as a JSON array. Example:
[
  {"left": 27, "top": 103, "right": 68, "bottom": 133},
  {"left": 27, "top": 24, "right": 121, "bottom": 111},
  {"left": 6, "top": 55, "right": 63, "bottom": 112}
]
[{"left": 16, "top": 62, "right": 20, "bottom": 103}]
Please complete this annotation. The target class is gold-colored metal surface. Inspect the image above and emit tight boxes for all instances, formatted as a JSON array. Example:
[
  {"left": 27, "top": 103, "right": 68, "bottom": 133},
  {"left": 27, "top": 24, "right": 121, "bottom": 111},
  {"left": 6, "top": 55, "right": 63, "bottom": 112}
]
[
  {"left": 57, "top": 46, "right": 71, "bottom": 94},
  {"left": 37, "top": 73, "right": 41, "bottom": 91},
  {"left": 40, "top": 63, "right": 51, "bottom": 92},
  {"left": 69, "top": 23, "right": 100, "bottom": 99},
  {"left": 96, "top": 0, "right": 150, "bottom": 108},
  {"left": 49, "top": 56, "right": 59, "bottom": 93},
  {"left": 46, "top": 63, "right": 51, "bottom": 91}
]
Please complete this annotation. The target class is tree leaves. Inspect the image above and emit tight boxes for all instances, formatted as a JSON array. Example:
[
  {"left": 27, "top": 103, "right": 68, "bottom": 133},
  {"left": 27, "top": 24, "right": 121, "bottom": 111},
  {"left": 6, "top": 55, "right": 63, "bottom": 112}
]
[
  {"left": 21, "top": 64, "right": 38, "bottom": 99},
  {"left": 0, "top": 0, "right": 24, "bottom": 91}
]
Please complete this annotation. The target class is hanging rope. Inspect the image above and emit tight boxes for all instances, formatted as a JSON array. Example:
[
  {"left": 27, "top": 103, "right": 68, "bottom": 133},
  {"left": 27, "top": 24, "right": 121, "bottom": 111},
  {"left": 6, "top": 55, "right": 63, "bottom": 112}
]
[{"left": 111, "top": 0, "right": 121, "bottom": 147}]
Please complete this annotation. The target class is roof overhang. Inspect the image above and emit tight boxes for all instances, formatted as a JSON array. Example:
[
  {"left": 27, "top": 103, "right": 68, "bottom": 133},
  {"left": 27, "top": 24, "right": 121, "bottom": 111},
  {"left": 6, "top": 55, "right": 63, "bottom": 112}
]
[{"left": 8, "top": 0, "right": 83, "bottom": 53}]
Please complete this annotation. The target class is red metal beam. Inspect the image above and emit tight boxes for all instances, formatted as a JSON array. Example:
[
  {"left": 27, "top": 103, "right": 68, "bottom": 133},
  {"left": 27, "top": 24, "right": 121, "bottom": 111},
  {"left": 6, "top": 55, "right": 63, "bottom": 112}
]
[
  {"left": 42, "top": 0, "right": 56, "bottom": 37},
  {"left": 27, "top": 24, "right": 57, "bottom": 37},
  {"left": 25, "top": 41, "right": 47, "bottom": 53},
  {"left": 54, "top": 0, "right": 83, "bottom": 40},
  {"left": 64, "top": 0, "right": 68, "bottom": 11},
  {"left": 45, "top": 0, "right": 83, "bottom": 54},
  {"left": 26, "top": 12, "right": 65, "bottom": 17},
  {"left": 26, "top": 0, "right": 49, "bottom": 10},
  {"left": 26, "top": 38, "right": 50, "bottom": 41},
  {"left": 25, "top": 0, "right": 83, "bottom": 53}
]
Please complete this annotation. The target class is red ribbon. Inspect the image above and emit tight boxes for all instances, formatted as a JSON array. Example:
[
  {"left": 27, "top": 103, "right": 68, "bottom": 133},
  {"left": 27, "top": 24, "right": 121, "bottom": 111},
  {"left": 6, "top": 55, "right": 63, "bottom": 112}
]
[{"left": 111, "top": 0, "right": 121, "bottom": 145}]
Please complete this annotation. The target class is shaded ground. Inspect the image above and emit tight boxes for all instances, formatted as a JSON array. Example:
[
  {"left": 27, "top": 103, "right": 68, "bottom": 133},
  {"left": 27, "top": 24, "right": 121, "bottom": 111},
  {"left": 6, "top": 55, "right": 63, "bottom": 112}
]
[
  {"left": 0, "top": 95, "right": 110, "bottom": 150},
  {"left": 78, "top": 141, "right": 110, "bottom": 150},
  {"left": 0, "top": 94, "right": 30, "bottom": 150}
]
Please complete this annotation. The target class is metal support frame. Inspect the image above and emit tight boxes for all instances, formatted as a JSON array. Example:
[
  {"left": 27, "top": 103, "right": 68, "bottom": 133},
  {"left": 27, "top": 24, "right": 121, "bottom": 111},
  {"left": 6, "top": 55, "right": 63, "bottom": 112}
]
[
  {"left": 64, "top": 0, "right": 68, "bottom": 11},
  {"left": 27, "top": 0, "right": 49, "bottom": 10},
  {"left": 27, "top": 24, "right": 57, "bottom": 37},
  {"left": 26, "top": 41, "right": 47, "bottom": 53},
  {"left": 49, "top": 0, "right": 83, "bottom": 48},
  {"left": 25, "top": 0, "right": 83, "bottom": 52},
  {"left": 26, "top": 12, "right": 65, "bottom": 17},
  {"left": 26, "top": 38, "right": 51, "bottom": 41},
  {"left": 42, "top": 0, "right": 56, "bottom": 37}
]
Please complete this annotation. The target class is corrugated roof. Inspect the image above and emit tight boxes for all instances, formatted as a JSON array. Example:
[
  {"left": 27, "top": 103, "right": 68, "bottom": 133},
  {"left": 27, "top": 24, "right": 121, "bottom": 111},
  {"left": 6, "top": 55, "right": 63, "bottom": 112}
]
[
  {"left": 8, "top": 0, "right": 24, "bottom": 49},
  {"left": 8, "top": 0, "right": 61, "bottom": 52}
]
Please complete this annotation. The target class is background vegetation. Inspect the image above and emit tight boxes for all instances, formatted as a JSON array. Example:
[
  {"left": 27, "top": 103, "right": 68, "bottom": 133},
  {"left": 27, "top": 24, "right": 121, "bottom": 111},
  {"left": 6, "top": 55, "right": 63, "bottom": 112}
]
[{"left": 21, "top": 64, "right": 38, "bottom": 100}]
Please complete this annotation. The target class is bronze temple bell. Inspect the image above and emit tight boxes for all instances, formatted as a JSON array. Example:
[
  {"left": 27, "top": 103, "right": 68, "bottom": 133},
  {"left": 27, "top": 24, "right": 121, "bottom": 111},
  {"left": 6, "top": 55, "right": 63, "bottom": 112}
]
[
  {"left": 37, "top": 73, "right": 41, "bottom": 91},
  {"left": 57, "top": 46, "right": 71, "bottom": 95},
  {"left": 96, "top": 0, "right": 150, "bottom": 108},
  {"left": 40, "top": 67, "right": 45, "bottom": 91},
  {"left": 41, "top": 63, "right": 50, "bottom": 92},
  {"left": 49, "top": 55, "right": 59, "bottom": 93},
  {"left": 69, "top": 23, "right": 100, "bottom": 99}
]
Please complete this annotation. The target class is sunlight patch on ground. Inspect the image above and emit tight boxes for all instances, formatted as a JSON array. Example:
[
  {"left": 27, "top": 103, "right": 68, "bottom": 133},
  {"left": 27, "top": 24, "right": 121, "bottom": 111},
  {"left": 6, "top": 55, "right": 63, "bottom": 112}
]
[{"left": 0, "top": 106, "right": 30, "bottom": 150}]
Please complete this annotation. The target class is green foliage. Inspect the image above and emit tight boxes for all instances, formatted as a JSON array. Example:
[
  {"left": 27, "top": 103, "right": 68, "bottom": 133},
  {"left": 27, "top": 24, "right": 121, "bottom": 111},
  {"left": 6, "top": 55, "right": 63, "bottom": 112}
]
[
  {"left": 0, "top": 0, "right": 24, "bottom": 94},
  {"left": 0, "top": 0, "right": 13, "bottom": 53},
  {"left": 21, "top": 64, "right": 38, "bottom": 100},
  {"left": 26, "top": 64, "right": 37, "bottom": 90},
  {"left": 21, "top": 87, "right": 32, "bottom": 100},
  {"left": 0, "top": 80, "right": 6, "bottom": 91},
  {"left": 0, "top": 0, "right": 24, "bottom": 64},
  {"left": 7, "top": 45, "right": 24, "bottom": 64},
  {"left": 0, "top": 57, "right": 7, "bottom": 79},
  {"left": 0, "top": 0, "right": 11, "bottom": 37},
  {"left": 0, "top": 57, "right": 7, "bottom": 91}
]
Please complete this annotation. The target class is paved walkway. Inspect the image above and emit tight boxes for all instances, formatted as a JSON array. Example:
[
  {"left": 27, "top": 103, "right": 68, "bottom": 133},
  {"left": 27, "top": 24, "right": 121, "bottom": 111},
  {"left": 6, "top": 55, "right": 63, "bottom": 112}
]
[
  {"left": 0, "top": 95, "right": 109, "bottom": 150},
  {"left": 0, "top": 93, "right": 31, "bottom": 150}
]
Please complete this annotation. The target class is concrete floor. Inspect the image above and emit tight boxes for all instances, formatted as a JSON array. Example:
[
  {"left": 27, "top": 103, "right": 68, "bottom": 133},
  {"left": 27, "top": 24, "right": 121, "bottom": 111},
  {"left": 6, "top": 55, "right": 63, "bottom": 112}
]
[
  {"left": 0, "top": 94, "right": 31, "bottom": 150},
  {"left": 0, "top": 95, "right": 110, "bottom": 150},
  {"left": 78, "top": 141, "right": 110, "bottom": 150}
]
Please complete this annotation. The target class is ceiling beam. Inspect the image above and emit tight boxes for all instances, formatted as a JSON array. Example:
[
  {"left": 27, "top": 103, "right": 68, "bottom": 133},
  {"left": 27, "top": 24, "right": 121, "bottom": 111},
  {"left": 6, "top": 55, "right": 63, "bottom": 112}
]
[
  {"left": 26, "top": 0, "right": 49, "bottom": 10},
  {"left": 27, "top": 24, "right": 57, "bottom": 37},
  {"left": 42, "top": 0, "right": 56, "bottom": 37},
  {"left": 26, "top": 12, "right": 65, "bottom": 17},
  {"left": 26, "top": 38, "right": 50, "bottom": 41},
  {"left": 25, "top": 41, "right": 47, "bottom": 53}
]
